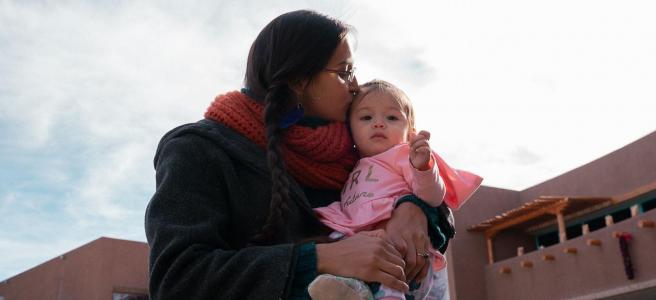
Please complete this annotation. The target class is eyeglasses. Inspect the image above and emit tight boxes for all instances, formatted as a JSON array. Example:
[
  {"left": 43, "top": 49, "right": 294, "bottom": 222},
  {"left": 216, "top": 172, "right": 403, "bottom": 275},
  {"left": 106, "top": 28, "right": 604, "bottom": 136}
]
[{"left": 324, "top": 67, "right": 356, "bottom": 84}]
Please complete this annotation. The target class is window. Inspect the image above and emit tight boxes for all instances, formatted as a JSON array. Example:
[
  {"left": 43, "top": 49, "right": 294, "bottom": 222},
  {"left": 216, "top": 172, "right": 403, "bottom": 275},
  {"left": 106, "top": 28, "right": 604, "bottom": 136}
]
[{"left": 642, "top": 197, "right": 656, "bottom": 212}]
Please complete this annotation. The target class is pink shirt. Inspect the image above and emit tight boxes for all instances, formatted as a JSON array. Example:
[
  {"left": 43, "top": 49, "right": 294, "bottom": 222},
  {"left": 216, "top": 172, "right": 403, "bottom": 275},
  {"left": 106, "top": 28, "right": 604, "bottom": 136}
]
[{"left": 314, "top": 143, "right": 483, "bottom": 270}]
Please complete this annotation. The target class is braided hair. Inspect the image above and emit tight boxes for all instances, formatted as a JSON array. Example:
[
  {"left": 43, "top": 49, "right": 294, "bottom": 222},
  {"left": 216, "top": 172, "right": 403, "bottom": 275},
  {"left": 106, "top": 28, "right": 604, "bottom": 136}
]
[{"left": 244, "top": 10, "right": 351, "bottom": 244}]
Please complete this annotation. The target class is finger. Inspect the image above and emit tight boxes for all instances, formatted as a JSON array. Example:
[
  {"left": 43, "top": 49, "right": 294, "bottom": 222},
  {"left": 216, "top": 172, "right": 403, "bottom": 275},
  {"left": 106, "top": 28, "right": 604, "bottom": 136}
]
[
  {"left": 416, "top": 146, "right": 431, "bottom": 154},
  {"left": 417, "top": 130, "right": 430, "bottom": 140},
  {"left": 407, "top": 234, "right": 426, "bottom": 281},
  {"left": 411, "top": 141, "right": 430, "bottom": 154},
  {"left": 373, "top": 270, "right": 410, "bottom": 293},
  {"left": 378, "top": 240, "right": 406, "bottom": 269},
  {"left": 377, "top": 256, "right": 406, "bottom": 282},
  {"left": 410, "top": 134, "right": 427, "bottom": 146},
  {"left": 404, "top": 238, "right": 418, "bottom": 280},
  {"left": 390, "top": 237, "right": 408, "bottom": 257},
  {"left": 411, "top": 139, "right": 429, "bottom": 149},
  {"left": 416, "top": 256, "right": 430, "bottom": 281}
]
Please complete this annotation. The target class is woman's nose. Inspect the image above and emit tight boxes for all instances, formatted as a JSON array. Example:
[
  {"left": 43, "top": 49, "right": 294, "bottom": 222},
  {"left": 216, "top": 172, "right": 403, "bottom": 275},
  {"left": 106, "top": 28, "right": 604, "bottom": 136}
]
[{"left": 349, "top": 76, "right": 359, "bottom": 94}]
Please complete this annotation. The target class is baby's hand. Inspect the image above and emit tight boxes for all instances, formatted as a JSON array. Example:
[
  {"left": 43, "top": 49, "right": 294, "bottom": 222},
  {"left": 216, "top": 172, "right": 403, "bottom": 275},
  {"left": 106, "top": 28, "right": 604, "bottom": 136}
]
[{"left": 409, "top": 130, "right": 432, "bottom": 171}]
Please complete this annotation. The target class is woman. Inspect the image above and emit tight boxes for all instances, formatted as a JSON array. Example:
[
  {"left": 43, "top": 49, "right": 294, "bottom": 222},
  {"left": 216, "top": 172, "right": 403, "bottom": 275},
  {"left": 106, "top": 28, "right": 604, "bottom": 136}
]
[{"left": 145, "top": 10, "right": 438, "bottom": 300}]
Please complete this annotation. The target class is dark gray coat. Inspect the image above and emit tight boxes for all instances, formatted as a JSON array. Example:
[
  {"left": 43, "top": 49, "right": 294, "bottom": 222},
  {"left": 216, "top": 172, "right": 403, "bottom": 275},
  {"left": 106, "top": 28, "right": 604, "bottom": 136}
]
[{"left": 145, "top": 119, "right": 338, "bottom": 300}]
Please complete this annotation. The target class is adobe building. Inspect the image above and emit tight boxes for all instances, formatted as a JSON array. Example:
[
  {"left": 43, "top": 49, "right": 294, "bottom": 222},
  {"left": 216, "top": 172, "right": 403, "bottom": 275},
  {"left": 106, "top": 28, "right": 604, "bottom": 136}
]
[
  {"left": 0, "top": 237, "right": 149, "bottom": 300},
  {"left": 447, "top": 130, "right": 656, "bottom": 300}
]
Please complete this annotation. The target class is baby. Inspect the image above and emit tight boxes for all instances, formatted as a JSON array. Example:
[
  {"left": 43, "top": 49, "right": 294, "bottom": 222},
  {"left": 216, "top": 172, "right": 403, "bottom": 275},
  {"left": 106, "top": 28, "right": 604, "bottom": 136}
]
[{"left": 309, "top": 80, "right": 482, "bottom": 300}]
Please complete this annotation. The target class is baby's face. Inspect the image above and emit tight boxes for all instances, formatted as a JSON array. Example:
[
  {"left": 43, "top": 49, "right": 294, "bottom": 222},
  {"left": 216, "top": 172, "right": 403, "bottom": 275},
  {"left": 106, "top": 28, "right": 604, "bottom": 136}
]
[{"left": 349, "top": 91, "right": 410, "bottom": 157}]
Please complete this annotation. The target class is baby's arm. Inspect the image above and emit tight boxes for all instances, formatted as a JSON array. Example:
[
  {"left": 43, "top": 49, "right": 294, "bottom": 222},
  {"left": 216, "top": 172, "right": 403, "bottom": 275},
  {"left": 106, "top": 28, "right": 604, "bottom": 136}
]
[{"left": 406, "top": 130, "right": 446, "bottom": 206}]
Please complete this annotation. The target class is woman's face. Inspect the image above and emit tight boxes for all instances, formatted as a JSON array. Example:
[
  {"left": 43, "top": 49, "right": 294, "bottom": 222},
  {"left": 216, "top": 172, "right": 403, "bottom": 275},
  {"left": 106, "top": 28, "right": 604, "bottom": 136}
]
[{"left": 301, "top": 39, "right": 359, "bottom": 122}]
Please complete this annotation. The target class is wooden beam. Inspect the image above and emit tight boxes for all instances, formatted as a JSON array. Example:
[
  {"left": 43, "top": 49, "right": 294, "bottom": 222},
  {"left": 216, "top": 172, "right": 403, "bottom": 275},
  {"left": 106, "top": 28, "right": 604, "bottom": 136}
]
[{"left": 483, "top": 200, "right": 568, "bottom": 237}]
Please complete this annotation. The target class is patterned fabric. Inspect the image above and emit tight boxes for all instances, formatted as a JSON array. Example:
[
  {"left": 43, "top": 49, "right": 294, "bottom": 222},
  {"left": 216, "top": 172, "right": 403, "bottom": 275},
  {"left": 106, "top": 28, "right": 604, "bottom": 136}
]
[{"left": 204, "top": 91, "right": 358, "bottom": 189}]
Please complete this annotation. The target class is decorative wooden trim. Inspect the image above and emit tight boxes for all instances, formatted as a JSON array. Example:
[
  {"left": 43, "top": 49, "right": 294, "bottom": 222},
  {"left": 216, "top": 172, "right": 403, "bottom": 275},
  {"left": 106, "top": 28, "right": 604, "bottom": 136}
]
[
  {"left": 542, "top": 254, "right": 556, "bottom": 261},
  {"left": 564, "top": 247, "right": 578, "bottom": 254},
  {"left": 520, "top": 260, "right": 533, "bottom": 268},
  {"left": 499, "top": 267, "right": 512, "bottom": 274},
  {"left": 587, "top": 239, "right": 602, "bottom": 246},
  {"left": 638, "top": 220, "right": 655, "bottom": 228},
  {"left": 631, "top": 205, "right": 639, "bottom": 217},
  {"left": 612, "top": 231, "right": 624, "bottom": 238},
  {"left": 517, "top": 247, "right": 524, "bottom": 256}
]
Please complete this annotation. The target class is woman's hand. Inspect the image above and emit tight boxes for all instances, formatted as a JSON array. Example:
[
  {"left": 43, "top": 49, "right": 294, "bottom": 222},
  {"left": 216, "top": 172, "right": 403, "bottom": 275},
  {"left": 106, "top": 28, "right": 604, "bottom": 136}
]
[
  {"left": 315, "top": 230, "right": 409, "bottom": 293},
  {"left": 385, "top": 202, "right": 431, "bottom": 283}
]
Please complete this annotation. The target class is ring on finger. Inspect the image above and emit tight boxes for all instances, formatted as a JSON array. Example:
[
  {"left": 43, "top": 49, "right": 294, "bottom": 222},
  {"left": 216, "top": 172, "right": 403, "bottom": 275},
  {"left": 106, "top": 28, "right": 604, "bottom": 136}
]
[{"left": 416, "top": 252, "right": 430, "bottom": 259}]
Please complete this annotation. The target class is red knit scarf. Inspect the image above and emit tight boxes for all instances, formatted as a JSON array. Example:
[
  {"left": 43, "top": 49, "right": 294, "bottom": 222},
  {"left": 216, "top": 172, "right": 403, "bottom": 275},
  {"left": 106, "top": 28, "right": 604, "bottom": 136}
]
[{"left": 204, "top": 91, "right": 358, "bottom": 190}]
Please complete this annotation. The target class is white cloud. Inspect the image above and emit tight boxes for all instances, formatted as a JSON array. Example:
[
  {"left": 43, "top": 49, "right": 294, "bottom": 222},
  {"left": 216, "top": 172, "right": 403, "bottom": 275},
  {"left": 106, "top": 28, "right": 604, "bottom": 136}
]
[{"left": 1, "top": 0, "right": 655, "bottom": 280}]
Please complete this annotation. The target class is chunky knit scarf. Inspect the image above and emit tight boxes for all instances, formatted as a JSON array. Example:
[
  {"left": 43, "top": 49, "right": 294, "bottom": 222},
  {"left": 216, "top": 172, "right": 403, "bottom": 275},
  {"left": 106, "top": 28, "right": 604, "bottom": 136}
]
[{"left": 205, "top": 91, "right": 358, "bottom": 190}]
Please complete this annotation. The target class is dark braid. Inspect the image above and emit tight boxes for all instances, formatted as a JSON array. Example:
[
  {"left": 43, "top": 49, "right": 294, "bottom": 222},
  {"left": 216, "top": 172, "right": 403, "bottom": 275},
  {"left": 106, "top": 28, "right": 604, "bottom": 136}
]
[
  {"left": 251, "top": 85, "right": 296, "bottom": 244},
  {"left": 243, "top": 10, "right": 351, "bottom": 244}
]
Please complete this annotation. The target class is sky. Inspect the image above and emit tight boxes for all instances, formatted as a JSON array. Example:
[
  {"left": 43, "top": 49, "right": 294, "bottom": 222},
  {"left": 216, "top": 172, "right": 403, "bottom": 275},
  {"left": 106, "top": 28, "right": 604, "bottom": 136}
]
[{"left": 1, "top": 0, "right": 655, "bottom": 280}]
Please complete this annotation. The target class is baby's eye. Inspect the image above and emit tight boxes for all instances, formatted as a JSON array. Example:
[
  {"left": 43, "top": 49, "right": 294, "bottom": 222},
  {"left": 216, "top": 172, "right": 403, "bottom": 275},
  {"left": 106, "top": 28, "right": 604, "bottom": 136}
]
[
  {"left": 386, "top": 115, "right": 399, "bottom": 121},
  {"left": 360, "top": 115, "right": 372, "bottom": 121}
]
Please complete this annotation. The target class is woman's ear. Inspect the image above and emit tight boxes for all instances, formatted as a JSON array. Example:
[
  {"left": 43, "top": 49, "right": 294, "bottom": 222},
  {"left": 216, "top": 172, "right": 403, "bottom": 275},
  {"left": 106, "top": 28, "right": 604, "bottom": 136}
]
[{"left": 289, "top": 79, "right": 309, "bottom": 99}]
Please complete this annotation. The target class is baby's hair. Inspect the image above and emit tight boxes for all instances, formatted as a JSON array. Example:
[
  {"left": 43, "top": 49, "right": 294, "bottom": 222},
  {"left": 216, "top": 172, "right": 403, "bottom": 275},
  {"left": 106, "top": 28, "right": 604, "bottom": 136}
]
[{"left": 352, "top": 79, "right": 416, "bottom": 130}]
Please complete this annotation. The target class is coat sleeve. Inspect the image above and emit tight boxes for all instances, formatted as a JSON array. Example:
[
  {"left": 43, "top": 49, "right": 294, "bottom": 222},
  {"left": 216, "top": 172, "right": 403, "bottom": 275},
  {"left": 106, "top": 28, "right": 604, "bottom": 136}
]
[{"left": 145, "top": 134, "right": 297, "bottom": 300}]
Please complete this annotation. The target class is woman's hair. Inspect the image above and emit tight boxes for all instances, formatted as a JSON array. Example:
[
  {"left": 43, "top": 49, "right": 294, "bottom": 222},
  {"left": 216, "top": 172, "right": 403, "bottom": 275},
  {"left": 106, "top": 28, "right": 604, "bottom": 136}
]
[
  {"left": 244, "top": 10, "right": 351, "bottom": 244},
  {"left": 352, "top": 79, "right": 416, "bottom": 130}
]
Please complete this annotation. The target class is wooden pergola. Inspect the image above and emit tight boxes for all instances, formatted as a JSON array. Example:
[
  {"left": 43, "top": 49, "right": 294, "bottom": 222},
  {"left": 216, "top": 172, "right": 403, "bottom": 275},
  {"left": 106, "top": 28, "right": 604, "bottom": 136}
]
[{"left": 467, "top": 196, "right": 612, "bottom": 265}]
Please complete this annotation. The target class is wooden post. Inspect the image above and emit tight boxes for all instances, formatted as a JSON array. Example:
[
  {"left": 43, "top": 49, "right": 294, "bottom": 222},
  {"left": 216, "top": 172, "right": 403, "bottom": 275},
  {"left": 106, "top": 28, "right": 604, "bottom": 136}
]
[
  {"left": 486, "top": 235, "right": 495, "bottom": 265},
  {"left": 517, "top": 247, "right": 524, "bottom": 256},
  {"left": 630, "top": 205, "right": 639, "bottom": 217},
  {"left": 605, "top": 215, "right": 614, "bottom": 226},
  {"left": 557, "top": 212, "right": 567, "bottom": 242},
  {"left": 582, "top": 224, "right": 590, "bottom": 235}
]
